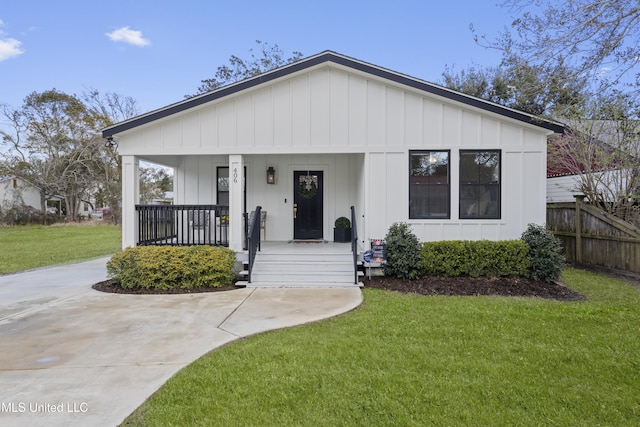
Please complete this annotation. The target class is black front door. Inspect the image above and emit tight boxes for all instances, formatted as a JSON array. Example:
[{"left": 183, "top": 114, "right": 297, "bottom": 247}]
[{"left": 293, "top": 171, "right": 323, "bottom": 239}]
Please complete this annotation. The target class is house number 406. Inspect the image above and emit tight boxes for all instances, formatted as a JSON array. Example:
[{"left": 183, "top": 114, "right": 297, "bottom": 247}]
[{"left": 233, "top": 168, "right": 238, "bottom": 183}]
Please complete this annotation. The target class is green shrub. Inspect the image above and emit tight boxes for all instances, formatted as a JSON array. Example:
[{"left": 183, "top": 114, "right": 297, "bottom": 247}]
[
  {"left": 383, "top": 222, "right": 422, "bottom": 279},
  {"left": 420, "top": 240, "right": 467, "bottom": 277},
  {"left": 107, "top": 245, "right": 236, "bottom": 290},
  {"left": 421, "top": 240, "right": 530, "bottom": 277},
  {"left": 521, "top": 223, "right": 565, "bottom": 283},
  {"left": 334, "top": 217, "right": 351, "bottom": 228}
]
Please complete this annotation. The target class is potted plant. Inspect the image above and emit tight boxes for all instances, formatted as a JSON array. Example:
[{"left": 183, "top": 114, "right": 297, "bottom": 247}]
[{"left": 333, "top": 216, "right": 352, "bottom": 242}]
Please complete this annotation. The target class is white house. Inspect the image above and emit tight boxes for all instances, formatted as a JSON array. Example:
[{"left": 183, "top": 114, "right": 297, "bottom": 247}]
[
  {"left": 0, "top": 176, "right": 42, "bottom": 210},
  {"left": 103, "top": 51, "right": 564, "bottom": 252}
]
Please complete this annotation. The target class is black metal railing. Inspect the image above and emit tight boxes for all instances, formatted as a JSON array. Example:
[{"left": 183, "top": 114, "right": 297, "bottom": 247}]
[
  {"left": 136, "top": 204, "right": 229, "bottom": 246},
  {"left": 247, "top": 206, "right": 262, "bottom": 283},
  {"left": 351, "top": 205, "right": 358, "bottom": 284}
]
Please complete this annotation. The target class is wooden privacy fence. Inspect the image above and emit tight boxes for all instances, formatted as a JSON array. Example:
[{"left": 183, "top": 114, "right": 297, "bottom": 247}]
[{"left": 547, "top": 196, "right": 640, "bottom": 274}]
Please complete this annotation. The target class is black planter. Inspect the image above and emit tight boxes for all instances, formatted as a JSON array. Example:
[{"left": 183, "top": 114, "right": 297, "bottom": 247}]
[{"left": 333, "top": 227, "right": 352, "bottom": 242}]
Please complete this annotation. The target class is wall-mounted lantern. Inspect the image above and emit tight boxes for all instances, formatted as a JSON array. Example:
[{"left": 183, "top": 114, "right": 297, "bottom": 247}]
[{"left": 267, "top": 166, "right": 276, "bottom": 184}]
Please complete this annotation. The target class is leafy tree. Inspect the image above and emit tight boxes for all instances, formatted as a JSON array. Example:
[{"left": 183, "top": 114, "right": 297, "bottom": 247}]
[
  {"left": 139, "top": 165, "right": 173, "bottom": 204},
  {"left": 0, "top": 90, "right": 94, "bottom": 220},
  {"left": 0, "top": 89, "right": 138, "bottom": 222},
  {"left": 441, "top": 57, "right": 588, "bottom": 116},
  {"left": 189, "top": 41, "right": 303, "bottom": 96}
]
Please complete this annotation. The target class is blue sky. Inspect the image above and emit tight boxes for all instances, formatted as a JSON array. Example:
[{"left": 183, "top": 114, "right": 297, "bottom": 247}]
[{"left": 0, "top": 0, "right": 512, "bottom": 115}]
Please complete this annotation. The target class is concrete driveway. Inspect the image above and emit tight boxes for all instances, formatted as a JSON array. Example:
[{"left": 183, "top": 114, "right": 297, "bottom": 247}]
[{"left": 0, "top": 258, "right": 362, "bottom": 427}]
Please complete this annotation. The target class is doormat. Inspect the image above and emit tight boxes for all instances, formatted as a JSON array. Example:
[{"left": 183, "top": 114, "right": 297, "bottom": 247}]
[{"left": 288, "top": 240, "right": 328, "bottom": 244}]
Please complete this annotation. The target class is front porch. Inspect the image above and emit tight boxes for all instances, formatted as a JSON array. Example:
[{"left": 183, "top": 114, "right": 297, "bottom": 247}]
[
  {"left": 134, "top": 204, "right": 363, "bottom": 287},
  {"left": 122, "top": 152, "right": 365, "bottom": 252}
]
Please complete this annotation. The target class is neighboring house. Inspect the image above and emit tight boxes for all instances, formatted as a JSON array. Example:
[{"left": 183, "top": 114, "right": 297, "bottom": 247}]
[
  {"left": 546, "top": 165, "right": 631, "bottom": 203},
  {"left": 0, "top": 176, "right": 98, "bottom": 218},
  {"left": 0, "top": 176, "right": 65, "bottom": 217},
  {"left": 102, "top": 51, "right": 564, "bottom": 251},
  {"left": 547, "top": 175, "right": 583, "bottom": 202},
  {"left": 77, "top": 200, "right": 94, "bottom": 218},
  {"left": 547, "top": 148, "right": 595, "bottom": 202},
  {"left": 546, "top": 170, "right": 635, "bottom": 203},
  {"left": 547, "top": 121, "right": 638, "bottom": 203},
  {"left": 0, "top": 176, "right": 42, "bottom": 210},
  {"left": 151, "top": 191, "right": 174, "bottom": 205}
]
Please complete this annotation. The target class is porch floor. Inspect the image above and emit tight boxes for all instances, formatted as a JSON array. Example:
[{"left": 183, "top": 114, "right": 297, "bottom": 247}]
[
  {"left": 239, "top": 241, "right": 363, "bottom": 288},
  {"left": 261, "top": 240, "right": 353, "bottom": 253}
]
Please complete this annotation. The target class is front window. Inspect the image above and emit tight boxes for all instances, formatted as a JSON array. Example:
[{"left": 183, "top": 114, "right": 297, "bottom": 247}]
[
  {"left": 459, "top": 150, "right": 501, "bottom": 219},
  {"left": 409, "top": 150, "right": 450, "bottom": 219},
  {"left": 217, "top": 167, "right": 229, "bottom": 206}
]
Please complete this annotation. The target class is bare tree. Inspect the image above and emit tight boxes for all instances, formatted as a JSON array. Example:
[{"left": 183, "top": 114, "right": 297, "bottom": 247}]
[
  {"left": 477, "top": 0, "right": 640, "bottom": 89},
  {"left": 82, "top": 89, "right": 139, "bottom": 124},
  {"left": 82, "top": 89, "right": 139, "bottom": 224},
  {"left": 548, "top": 91, "right": 640, "bottom": 224},
  {"left": 452, "top": 0, "right": 640, "bottom": 224}
]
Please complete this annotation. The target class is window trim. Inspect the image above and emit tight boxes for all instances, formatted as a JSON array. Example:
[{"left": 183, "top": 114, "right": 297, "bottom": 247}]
[
  {"left": 458, "top": 150, "right": 501, "bottom": 220},
  {"left": 409, "top": 150, "right": 451, "bottom": 220},
  {"left": 216, "top": 166, "right": 230, "bottom": 206}
]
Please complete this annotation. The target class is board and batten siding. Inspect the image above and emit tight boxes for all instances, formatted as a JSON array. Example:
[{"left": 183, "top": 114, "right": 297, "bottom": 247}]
[
  {"left": 117, "top": 66, "right": 547, "bottom": 155},
  {"left": 175, "top": 153, "right": 362, "bottom": 242},
  {"left": 117, "top": 63, "right": 550, "bottom": 243}
]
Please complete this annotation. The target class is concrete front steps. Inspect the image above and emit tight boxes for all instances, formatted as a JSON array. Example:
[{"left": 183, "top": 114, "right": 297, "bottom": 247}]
[{"left": 237, "top": 243, "right": 363, "bottom": 288}]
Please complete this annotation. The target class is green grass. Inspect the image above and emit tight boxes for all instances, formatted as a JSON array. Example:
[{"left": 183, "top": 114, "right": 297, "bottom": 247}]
[
  {"left": 123, "top": 269, "right": 640, "bottom": 426},
  {"left": 0, "top": 224, "right": 121, "bottom": 274}
]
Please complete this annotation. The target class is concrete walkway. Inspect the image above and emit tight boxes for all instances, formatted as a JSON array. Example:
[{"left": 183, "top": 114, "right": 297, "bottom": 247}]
[{"left": 0, "top": 258, "right": 362, "bottom": 427}]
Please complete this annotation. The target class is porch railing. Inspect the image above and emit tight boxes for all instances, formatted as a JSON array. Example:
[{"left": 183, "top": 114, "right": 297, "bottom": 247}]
[
  {"left": 351, "top": 205, "right": 358, "bottom": 284},
  {"left": 247, "top": 206, "right": 262, "bottom": 283},
  {"left": 136, "top": 204, "right": 229, "bottom": 246}
]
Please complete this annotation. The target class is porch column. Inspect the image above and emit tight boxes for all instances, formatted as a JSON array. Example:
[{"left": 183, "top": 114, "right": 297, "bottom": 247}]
[
  {"left": 228, "top": 154, "right": 245, "bottom": 251},
  {"left": 121, "top": 155, "right": 140, "bottom": 249}
]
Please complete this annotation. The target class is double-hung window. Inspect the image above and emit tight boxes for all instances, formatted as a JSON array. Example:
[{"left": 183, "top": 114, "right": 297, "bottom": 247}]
[
  {"left": 409, "top": 150, "right": 450, "bottom": 219},
  {"left": 459, "top": 150, "right": 501, "bottom": 219}
]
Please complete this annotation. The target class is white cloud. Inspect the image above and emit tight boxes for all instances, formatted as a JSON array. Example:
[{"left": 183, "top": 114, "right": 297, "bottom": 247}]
[
  {"left": 105, "top": 26, "right": 151, "bottom": 47},
  {"left": 0, "top": 20, "right": 25, "bottom": 61},
  {"left": 0, "top": 38, "right": 23, "bottom": 61}
]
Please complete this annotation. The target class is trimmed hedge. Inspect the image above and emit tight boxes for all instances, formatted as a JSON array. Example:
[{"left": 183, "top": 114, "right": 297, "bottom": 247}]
[
  {"left": 420, "top": 240, "right": 530, "bottom": 278},
  {"left": 107, "top": 246, "right": 236, "bottom": 290}
]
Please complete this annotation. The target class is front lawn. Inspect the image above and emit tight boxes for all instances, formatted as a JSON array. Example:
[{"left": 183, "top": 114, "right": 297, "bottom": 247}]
[
  {"left": 123, "top": 268, "right": 640, "bottom": 426},
  {"left": 0, "top": 224, "right": 121, "bottom": 274}
]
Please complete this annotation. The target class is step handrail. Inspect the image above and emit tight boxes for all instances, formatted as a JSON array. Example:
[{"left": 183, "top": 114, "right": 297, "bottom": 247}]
[
  {"left": 247, "top": 206, "right": 262, "bottom": 283},
  {"left": 351, "top": 205, "right": 358, "bottom": 284}
]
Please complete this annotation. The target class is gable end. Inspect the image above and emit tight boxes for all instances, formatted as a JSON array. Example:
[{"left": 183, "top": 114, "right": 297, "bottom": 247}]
[{"left": 103, "top": 51, "right": 565, "bottom": 138}]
